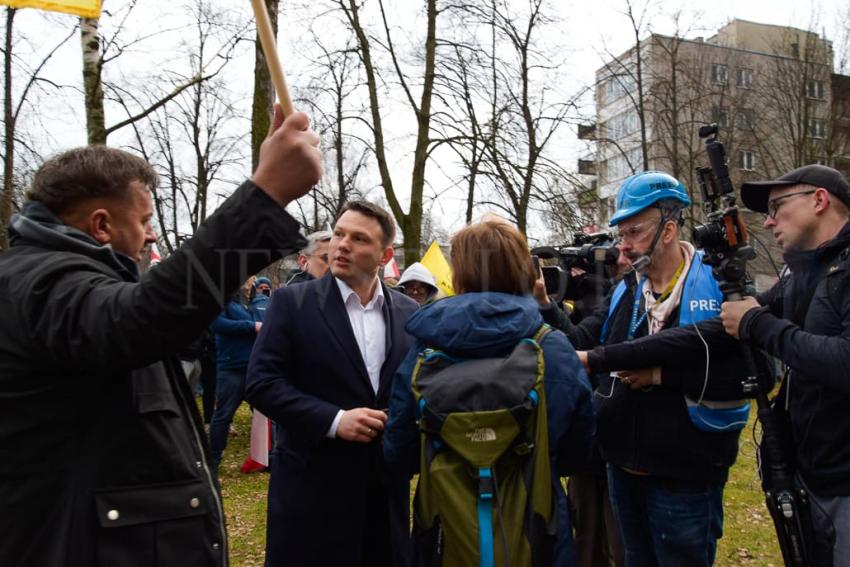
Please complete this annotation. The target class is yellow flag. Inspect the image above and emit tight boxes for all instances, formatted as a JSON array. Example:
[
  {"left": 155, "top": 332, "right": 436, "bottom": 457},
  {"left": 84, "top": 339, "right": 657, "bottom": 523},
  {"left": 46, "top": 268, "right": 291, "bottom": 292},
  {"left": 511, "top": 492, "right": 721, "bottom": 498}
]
[
  {"left": 420, "top": 241, "right": 454, "bottom": 297},
  {"left": 0, "top": 0, "right": 101, "bottom": 18}
]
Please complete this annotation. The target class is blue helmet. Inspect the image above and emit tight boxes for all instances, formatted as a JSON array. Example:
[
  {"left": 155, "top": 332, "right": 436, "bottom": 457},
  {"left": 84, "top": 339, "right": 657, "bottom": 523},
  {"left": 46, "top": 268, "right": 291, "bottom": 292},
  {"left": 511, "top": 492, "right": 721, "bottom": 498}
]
[{"left": 609, "top": 171, "right": 691, "bottom": 226}]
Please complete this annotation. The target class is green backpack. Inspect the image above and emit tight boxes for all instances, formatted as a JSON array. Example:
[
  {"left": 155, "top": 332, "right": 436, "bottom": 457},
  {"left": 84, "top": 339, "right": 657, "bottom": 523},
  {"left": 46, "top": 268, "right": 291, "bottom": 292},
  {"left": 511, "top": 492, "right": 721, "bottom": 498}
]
[{"left": 410, "top": 325, "right": 556, "bottom": 567}]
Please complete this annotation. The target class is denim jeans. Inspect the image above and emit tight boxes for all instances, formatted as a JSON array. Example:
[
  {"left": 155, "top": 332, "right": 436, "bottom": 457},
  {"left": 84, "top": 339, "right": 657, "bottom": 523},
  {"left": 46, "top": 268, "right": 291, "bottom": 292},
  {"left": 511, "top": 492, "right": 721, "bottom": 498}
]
[
  {"left": 208, "top": 368, "right": 246, "bottom": 469},
  {"left": 607, "top": 465, "right": 724, "bottom": 567}
]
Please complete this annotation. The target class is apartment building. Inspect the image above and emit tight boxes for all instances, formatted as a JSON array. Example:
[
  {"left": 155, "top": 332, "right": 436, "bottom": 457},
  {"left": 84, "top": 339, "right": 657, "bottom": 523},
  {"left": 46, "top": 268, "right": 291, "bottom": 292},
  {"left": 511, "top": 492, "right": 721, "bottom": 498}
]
[{"left": 579, "top": 19, "right": 850, "bottom": 286}]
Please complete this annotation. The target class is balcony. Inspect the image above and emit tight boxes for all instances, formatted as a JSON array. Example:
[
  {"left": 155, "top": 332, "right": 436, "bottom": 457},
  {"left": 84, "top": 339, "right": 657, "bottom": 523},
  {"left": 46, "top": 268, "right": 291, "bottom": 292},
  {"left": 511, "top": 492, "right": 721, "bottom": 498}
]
[
  {"left": 577, "top": 123, "right": 596, "bottom": 140},
  {"left": 578, "top": 159, "right": 597, "bottom": 175}
]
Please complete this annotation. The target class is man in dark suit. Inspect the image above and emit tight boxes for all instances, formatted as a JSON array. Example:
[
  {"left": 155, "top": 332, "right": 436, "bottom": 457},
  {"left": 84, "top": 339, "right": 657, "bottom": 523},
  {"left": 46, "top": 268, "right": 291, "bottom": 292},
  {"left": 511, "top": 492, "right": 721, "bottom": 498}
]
[{"left": 246, "top": 201, "right": 419, "bottom": 567}]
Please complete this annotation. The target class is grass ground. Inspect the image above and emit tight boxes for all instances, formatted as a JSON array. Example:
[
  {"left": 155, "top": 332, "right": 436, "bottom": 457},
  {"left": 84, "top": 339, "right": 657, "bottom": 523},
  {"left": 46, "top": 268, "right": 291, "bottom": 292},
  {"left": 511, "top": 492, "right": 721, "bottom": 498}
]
[{"left": 220, "top": 404, "right": 782, "bottom": 566}]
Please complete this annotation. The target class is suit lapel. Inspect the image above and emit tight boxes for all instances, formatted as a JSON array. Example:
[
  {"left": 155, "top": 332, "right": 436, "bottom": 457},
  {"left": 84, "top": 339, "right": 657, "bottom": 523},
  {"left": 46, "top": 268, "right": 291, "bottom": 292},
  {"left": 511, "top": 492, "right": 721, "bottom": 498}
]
[{"left": 315, "top": 274, "right": 372, "bottom": 392}]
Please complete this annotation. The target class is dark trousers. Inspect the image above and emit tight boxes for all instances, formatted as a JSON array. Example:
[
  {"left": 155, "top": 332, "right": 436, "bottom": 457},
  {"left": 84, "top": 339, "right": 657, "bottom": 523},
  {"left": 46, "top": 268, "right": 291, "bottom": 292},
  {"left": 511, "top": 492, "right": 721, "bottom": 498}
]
[
  {"left": 569, "top": 468, "right": 625, "bottom": 567},
  {"left": 607, "top": 465, "right": 724, "bottom": 567},
  {"left": 360, "top": 469, "right": 393, "bottom": 566},
  {"left": 200, "top": 353, "right": 217, "bottom": 424},
  {"left": 208, "top": 368, "right": 246, "bottom": 468}
]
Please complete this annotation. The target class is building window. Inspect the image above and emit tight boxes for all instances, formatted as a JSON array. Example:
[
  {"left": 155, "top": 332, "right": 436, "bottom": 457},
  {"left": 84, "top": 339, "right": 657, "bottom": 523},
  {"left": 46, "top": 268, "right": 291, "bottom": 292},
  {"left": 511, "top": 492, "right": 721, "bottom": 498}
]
[
  {"left": 604, "top": 146, "right": 643, "bottom": 182},
  {"left": 712, "top": 63, "right": 728, "bottom": 85},
  {"left": 807, "top": 80, "right": 825, "bottom": 99},
  {"left": 740, "top": 150, "right": 756, "bottom": 171},
  {"left": 602, "top": 109, "right": 640, "bottom": 140},
  {"left": 712, "top": 106, "right": 729, "bottom": 128},
  {"left": 601, "top": 74, "right": 636, "bottom": 105},
  {"left": 809, "top": 118, "right": 826, "bottom": 139},
  {"left": 735, "top": 109, "right": 755, "bottom": 130},
  {"left": 736, "top": 68, "right": 753, "bottom": 89}
]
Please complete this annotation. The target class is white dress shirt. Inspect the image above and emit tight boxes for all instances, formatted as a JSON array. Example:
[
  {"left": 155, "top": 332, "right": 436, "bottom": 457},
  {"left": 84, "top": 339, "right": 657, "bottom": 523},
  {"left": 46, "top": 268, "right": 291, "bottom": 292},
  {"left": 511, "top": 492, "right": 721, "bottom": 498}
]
[{"left": 326, "top": 277, "right": 387, "bottom": 438}]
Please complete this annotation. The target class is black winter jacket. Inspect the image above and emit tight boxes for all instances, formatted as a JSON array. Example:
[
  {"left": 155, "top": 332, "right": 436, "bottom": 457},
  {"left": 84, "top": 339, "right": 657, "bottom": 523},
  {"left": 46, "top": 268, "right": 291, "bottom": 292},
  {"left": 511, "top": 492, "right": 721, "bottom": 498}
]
[
  {"left": 542, "top": 263, "right": 757, "bottom": 484},
  {"left": 740, "top": 222, "right": 850, "bottom": 497},
  {"left": 0, "top": 181, "right": 305, "bottom": 567}
]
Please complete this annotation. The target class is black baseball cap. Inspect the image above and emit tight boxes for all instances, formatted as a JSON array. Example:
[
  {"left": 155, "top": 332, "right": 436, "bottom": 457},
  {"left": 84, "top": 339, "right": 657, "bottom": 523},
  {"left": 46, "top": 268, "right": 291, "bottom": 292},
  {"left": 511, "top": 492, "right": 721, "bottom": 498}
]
[{"left": 740, "top": 164, "right": 850, "bottom": 213}]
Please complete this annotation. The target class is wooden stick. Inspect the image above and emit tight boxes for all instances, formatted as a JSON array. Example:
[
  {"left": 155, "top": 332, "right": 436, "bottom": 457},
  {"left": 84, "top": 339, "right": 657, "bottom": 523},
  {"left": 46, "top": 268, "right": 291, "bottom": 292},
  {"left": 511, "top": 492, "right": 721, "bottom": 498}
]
[{"left": 249, "top": 0, "right": 294, "bottom": 117}]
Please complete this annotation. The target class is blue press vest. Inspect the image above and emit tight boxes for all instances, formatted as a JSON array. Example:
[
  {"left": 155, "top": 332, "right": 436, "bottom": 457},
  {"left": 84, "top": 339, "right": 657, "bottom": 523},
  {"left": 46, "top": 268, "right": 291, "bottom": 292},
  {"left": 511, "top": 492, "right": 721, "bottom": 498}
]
[
  {"left": 599, "top": 251, "right": 749, "bottom": 433},
  {"left": 601, "top": 251, "right": 722, "bottom": 342}
]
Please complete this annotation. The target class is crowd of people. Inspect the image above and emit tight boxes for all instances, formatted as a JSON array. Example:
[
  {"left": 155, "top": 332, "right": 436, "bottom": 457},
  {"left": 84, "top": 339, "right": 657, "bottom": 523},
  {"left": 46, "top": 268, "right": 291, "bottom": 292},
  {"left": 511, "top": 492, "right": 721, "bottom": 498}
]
[{"left": 0, "top": 103, "right": 849, "bottom": 567}]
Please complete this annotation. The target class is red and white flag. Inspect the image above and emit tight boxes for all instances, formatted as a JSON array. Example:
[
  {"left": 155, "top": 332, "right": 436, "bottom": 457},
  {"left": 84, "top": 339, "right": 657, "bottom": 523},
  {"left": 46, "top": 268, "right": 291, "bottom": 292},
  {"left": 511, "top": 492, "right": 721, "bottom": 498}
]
[
  {"left": 150, "top": 242, "right": 162, "bottom": 266},
  {"left": 383, "top": 257, "right": 401, "bottom": 280}
]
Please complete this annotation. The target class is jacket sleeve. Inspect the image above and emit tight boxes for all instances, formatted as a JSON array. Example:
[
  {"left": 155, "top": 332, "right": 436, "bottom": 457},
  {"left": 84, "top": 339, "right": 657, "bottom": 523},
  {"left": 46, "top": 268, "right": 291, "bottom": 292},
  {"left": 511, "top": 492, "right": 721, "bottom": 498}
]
[
  {"left": 740, "top": 289, "right": 850, "bottom": 395},
  {"left": 244, "top": 290, "right": 341, "bottom": 444},
  {"left": 539, "top": 288, "right": 611, "bottom": 350},
  {"left": 210, "top": 308, "right": 256, "bottom": 336},
  {"left": 586, "top": 317, "right": 773, "bottom": 400},
  {"left": 541, "top": 331, "right": 596, "bottom": 476},
  {"left": 23, "top": 180, "right": 305, "bottom": 371},
  {"left": 383, "top": 344, "right": 423, "bottom": 478}
]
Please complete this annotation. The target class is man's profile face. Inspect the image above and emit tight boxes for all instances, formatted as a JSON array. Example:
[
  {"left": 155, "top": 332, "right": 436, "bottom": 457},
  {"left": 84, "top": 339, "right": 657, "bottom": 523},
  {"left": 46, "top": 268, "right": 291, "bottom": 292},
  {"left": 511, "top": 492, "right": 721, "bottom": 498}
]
[
  {"left": 305, "top": 239, "right": 330, "bottom": 279},
  {"left": 763, "top": 184, "right": 818, "bottom": 252},
  {"left": 329, "top": 210, "right": 390, "bottom": 288},
  {"left": 109, "top": 181, "right": 156, "bottom": 262}
]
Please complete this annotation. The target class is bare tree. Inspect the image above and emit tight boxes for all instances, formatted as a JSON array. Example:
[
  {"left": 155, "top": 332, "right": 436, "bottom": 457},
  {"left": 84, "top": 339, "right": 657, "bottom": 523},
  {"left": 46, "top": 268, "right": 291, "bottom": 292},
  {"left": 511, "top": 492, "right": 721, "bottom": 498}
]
[
  {"left": 334, "top": 0, "right": 438, "bottom": 264},
  {"left": 292, "top": 33, "right": 368, "bottom": 232},
  {"left": 121, "top": 0, "right": 250, "bottom": 253},
  {"left": 2, "top": 8, "right": 76, "bottom": 249},
  {"left": 81, "top": 1, "right": 217, "bottom": 145},
  {"left": 251, "top": 0, "right": 278, "bottom": 170}
]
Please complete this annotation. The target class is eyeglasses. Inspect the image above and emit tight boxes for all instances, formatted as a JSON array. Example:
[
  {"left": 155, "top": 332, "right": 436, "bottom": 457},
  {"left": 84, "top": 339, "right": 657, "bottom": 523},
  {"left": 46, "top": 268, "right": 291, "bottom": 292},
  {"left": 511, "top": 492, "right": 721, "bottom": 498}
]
[
  {"left": 309, "top": 253, "right": 329, "bottom": 263},
  {"left": 766, "top": 190, "right": 816, "bottom": 219},
  {"left": 614, "top": 219, "right": 660, "bottom": 243}
]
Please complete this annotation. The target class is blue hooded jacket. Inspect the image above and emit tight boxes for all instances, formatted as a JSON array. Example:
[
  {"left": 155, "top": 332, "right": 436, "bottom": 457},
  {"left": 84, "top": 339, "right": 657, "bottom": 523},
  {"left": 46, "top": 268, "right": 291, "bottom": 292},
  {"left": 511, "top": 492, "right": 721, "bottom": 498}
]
[
  {"left": 384, "top": 292, "right": 595, "bottom": 566},
  {"left": 211, "top": 292, "right": 269, "bottom": 370}
]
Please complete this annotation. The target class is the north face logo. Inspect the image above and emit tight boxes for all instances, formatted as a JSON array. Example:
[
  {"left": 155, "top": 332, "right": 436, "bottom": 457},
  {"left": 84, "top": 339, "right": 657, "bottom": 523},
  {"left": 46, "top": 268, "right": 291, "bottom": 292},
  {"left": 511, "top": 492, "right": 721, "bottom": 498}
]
[{"left": 466, "top": 428, "right": 497, "bottom": 442}]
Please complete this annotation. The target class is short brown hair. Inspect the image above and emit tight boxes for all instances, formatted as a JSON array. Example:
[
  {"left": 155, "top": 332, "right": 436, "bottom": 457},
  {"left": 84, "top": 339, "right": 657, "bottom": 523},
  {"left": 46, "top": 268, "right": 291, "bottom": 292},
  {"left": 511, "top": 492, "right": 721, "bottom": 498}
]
[
  {"left": 450, "top": 220, "right": 537, "bottom": 295},
  {"left": 337, "top": 200, "right": 396, "bottom": 246},
  {"left": 27, "top": 146, "right": 159, "bottom": 215}
]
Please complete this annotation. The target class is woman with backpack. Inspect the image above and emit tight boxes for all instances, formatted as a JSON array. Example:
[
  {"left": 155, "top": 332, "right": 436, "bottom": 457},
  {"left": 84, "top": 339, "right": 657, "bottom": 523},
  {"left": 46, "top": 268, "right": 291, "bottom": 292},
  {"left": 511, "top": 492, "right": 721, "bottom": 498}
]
[{"left": 384, "top": 218, "right": 596, "bottom": 566}]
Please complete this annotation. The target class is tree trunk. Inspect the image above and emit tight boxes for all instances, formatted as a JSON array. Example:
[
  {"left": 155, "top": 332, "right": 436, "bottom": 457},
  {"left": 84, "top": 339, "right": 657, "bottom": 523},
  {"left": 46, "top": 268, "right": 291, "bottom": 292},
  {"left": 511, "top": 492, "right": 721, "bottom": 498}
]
[
  {"left": 1, "top": 7, "right": 15, "bottom": 249},
  {"left": 251, "top": 0, "right": 278, "bottom": 171},
  {"left": 81, "top": 16, "right": 105, "bottom": 145},
  {"left": 403, "top": 0, "right": 437, "bottom": 264}
]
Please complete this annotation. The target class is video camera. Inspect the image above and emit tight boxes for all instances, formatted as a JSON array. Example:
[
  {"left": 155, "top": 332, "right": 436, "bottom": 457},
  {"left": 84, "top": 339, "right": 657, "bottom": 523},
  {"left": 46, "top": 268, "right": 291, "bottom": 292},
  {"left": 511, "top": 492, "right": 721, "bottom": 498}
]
[
  {"left": 531, "top": 232, "right": 619, "bottom": 308},
  {"left": 692, "top": 123, "right": 755, "bottom": 296},
  {"left": 694, "top": 123, "right": 813, "bottom": 567}
]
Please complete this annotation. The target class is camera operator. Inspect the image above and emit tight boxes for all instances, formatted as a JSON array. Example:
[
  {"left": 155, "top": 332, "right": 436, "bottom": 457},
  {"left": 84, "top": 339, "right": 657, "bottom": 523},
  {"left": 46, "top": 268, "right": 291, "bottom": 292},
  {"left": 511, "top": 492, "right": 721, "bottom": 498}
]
[
  {"left": 719, "top": 164, "right": 850, "bottom": 566},
  {"left": 535, "top": 171, "right": 756, "bottom": 566},
  {"left": 535, "top": 241, "right": 625, "bottom": 567}
]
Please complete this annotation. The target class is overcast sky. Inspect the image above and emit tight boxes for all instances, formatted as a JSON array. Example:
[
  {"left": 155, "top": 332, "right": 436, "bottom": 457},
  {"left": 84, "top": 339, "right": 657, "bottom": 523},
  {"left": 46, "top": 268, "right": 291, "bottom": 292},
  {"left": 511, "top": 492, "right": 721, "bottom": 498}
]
[{"left": 8, "top": 0, "right": 850, "bottom": 242}]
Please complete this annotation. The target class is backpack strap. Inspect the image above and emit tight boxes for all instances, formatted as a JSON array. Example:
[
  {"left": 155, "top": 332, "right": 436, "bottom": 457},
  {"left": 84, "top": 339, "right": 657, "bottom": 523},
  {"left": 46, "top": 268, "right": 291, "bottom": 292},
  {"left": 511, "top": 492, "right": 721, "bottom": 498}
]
[{"left": 532, "top": 323, "right": 554, "bottom": 344}]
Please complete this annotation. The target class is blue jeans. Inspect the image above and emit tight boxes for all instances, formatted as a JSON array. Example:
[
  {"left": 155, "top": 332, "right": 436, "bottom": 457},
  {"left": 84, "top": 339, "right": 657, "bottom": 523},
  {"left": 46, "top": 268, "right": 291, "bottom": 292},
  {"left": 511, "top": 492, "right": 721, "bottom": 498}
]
[
  {"left": 607, "top": 465, "right": 724, "bottom": 567},
  {"left": 208, "top": 368, "right": 246, "bottom": 469}
]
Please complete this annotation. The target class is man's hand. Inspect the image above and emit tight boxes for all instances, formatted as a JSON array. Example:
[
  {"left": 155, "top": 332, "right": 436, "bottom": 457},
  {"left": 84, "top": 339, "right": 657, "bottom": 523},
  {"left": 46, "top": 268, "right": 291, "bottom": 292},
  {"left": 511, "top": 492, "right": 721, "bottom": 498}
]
[
  {"left": 252, "top": 104, "right": 323, "bottom": 207},
  {"left": 720, "top": 297, "right": 760, "bottom": 339},
  {"left": 254, "top": 322, "right": 262, "bottom": 334},
  {"left": 615, "top": 367, "right": 659, "bottom": 390},
  {"left": 336, "top": 408, "right": 387, "bottom": 443},
  {"left": 577, "top": 350, "right": 591, "bottom": 373},
  {"left": 533, "top": 275, "right": 550, "bottom": 306}
]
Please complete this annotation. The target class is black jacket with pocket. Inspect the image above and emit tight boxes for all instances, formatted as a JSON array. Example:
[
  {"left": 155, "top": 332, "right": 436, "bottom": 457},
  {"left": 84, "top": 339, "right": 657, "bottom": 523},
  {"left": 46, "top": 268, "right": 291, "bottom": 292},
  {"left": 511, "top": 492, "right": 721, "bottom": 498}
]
[
  {"left": 0, "top": 181, "right": 304, "bottom": 567},
  {"left": 740, "top": 222, "right": 850, "bottom": 497}
]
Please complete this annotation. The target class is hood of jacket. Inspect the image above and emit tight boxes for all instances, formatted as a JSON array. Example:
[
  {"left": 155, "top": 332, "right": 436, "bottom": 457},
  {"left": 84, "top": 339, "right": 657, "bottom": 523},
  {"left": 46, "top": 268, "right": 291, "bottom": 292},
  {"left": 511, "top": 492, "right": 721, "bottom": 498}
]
[
  {"left": 8, "top": 201, "right": 140, "bottom": 281},
  {"left": 405, "top": 292, "right": 544, "bottom": 358}
]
